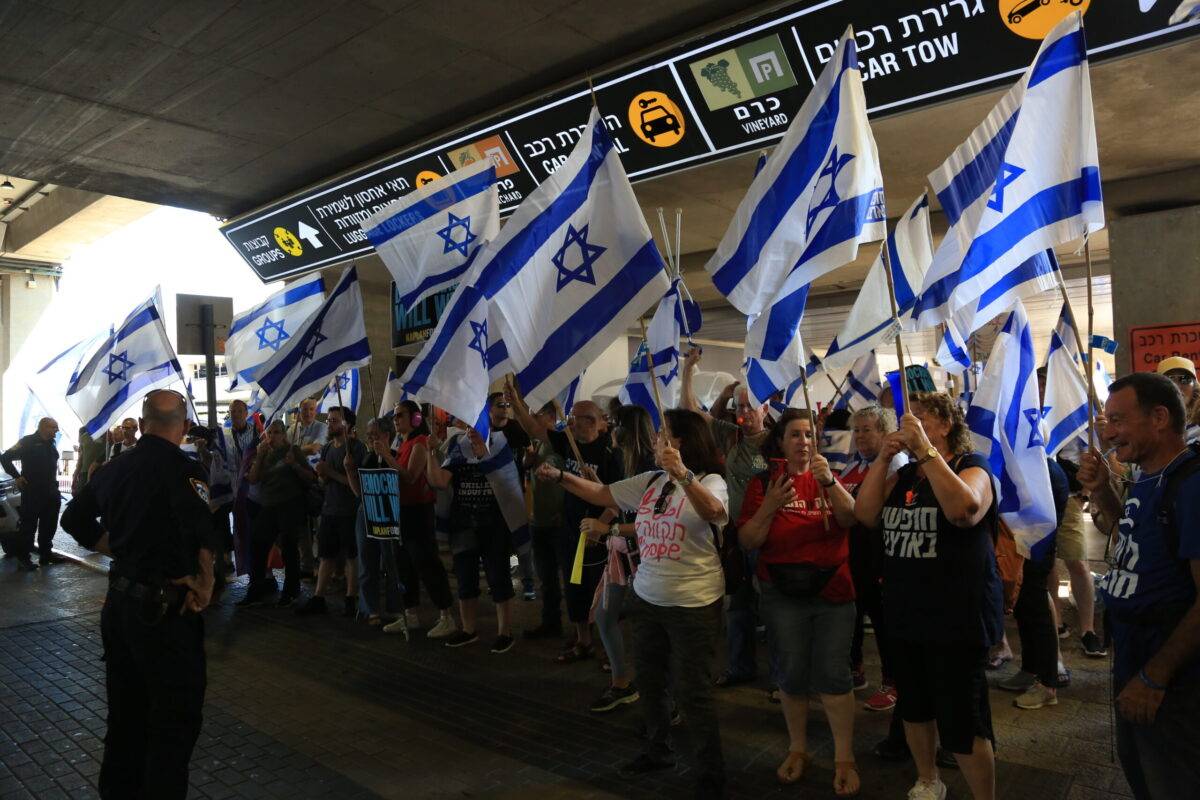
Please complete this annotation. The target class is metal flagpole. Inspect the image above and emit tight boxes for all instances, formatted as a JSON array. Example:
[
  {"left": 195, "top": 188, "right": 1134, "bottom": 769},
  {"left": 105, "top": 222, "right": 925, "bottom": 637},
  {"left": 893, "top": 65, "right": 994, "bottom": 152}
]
[
  {"left": 639, "top": 317, "right": 670, "bottom": 437},
  {"left": 880, "top": 236, "right": 911, "bottom": 413},
  {"left": 1084, "top": 238, "right": 1097, "bottom": 445},
  {"left": 1054, "top": 274, "right": 1100, "bottom": 415}
]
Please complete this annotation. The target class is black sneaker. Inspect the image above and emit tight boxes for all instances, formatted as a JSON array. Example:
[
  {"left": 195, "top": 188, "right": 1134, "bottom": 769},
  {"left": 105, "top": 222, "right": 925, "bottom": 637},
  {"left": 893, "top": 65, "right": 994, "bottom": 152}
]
[
  {"left": 444, "top": 630, "right": 479, "bottom": 648},
  {"left": 295, "top": 596, "right": 327, "bottom": 616},
  {"left": 1081, "top": 631, "right": 1107, "bottom": 658},
  {"left": 38, "top": 553, "right": 65, "bottom": 565},
  {"left": 15, "top": 557, "right": 39, "bottom": 572},
  {"left": 524, "top": 623, "right": 563, "bottom": 640},
  {"left": 491, "top": 635, "right": 515, "bottom": 654},
  {"left": 620, "top": 752, "right": 675, "bottom": 775},
  {"left": 872, "top": 736, "right": 910, "bottom": 762},
  {"left": 522, "top": 587, "right": 537, "bottom": 601},
  {"left": 1057, "top": 623, "right": 1072, "bottom": 640},
  {"left": 590, "top": 684, "right": 639, "bottom": 713}
]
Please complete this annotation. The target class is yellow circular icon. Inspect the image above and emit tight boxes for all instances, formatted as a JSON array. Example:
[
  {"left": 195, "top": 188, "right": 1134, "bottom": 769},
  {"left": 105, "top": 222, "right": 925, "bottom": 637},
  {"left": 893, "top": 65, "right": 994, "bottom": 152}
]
[
  {"left": 628, "top": 91, "right": 686, "bottom": 148},
  {"left": 273, "top": 226, "right": 303, "bottom": 257},
  {"left": 415, "top": 170, "right": 442, "bottom": 187},
  {"left": 1001, "top": 0, "right": 1089, "bottom": 40}
]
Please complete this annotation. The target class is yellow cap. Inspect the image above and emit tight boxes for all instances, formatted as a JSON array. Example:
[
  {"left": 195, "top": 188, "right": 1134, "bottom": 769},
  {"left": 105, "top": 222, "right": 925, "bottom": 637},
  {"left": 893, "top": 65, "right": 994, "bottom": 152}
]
[{"left": 1157, "top": 356, "right": 1197, "bottom": 378}]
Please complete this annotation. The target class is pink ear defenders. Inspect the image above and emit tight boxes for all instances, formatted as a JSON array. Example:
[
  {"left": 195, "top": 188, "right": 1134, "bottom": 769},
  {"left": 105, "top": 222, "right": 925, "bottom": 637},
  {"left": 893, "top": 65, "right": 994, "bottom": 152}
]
[{"left": 410, "top": 410, "right": 423, "bottom": 428}]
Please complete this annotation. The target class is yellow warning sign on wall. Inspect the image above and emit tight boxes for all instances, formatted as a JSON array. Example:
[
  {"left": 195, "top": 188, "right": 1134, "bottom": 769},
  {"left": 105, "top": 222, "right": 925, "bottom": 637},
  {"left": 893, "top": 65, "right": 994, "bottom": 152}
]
[{"left": 627, "top": 92, "right": 686, "bottom": 148}]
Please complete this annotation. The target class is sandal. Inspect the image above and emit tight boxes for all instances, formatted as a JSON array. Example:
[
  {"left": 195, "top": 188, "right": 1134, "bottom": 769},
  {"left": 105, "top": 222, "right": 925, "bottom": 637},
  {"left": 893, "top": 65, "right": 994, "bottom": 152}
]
[
  {"left": 555, "top": 643, "right": 594, "bottom": 664},
  {"left": 776, "top": 751, "right": 810, "bottom": 784},
  {"left": 833, "top": 760, "right": 860, "bottom": 797}
]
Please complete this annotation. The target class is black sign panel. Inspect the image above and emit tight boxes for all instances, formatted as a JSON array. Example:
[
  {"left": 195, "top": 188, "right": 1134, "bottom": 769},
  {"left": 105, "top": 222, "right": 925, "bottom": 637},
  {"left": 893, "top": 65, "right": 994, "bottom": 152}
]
[
  {"left": 392, "top": 284, "right": 454, "bottom": 349},
  {"left": 223, "top": 0, "right": 1197, "bottom": 283}
]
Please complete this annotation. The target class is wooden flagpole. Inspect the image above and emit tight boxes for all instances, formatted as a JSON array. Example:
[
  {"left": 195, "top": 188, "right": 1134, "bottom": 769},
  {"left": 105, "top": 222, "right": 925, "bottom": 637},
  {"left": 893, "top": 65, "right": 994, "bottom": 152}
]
[
  {"left": 794, "top": 362, "right": 831, "bottom": 530},
  {"left": 1054, "top": 275, "right": 1100, "bottom": 415},
  {"left": 639, "top": 317, "right": 670, "bottom": 438},
  {"left": 880, "top": 238, "right": 911, "bottom": 414},
  {"left": 1084, "top": 238, "right": 1097, "bottom": 445}
]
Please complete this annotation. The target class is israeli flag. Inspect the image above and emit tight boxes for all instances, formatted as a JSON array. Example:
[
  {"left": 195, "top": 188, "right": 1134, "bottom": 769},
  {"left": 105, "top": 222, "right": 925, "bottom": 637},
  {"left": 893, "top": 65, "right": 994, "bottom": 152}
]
[
  {"left": 821, "top": 428, "right": 855, "bottom": 473},
  {"left": 936, "top": 249, "right": 1061, "bottom": 373},
  {"left": 823, "top": 194, "right": 933, "bottom": 373},
  {"left": 1041, "top": 305, "right": 1089, "bottom": 458},
  {"left": 555, "top": 371, "right": 585, "bottom": 416},
  {"left": 704, "top": 27, "right": 885, "bottom": 406},
  {"left": 913, "top": 14, "right": 1103, "bottom": 331},
  {"left": 224, "top": 275, "right": 325, "bottom": 390},
  {"left": 768, "top": 340, "right": 825, "bottom": 420},
  {"left": 619, "top": 279, "right": 685, "bottom": 429},
  {"left": 362, "top": 160, "right": 500, "bottom": 313},
  {"left": 966, "top": 300, "right": 1056, "bottom": 559},
  {"left": 255, "top": 266, "right": 371, "bottom": 422},
  {"left": 832, "top": 350, "right": 883, "bottom": 412},
  {"left": 1171, "top": 0, "right": 1200, "bottom": 24},
  {"left": 378, "top": 368, "right": 404, "bottom": 418},
  {"left": 317, "top": 369, "right": 360, "bottom": 414},
  {"left": 481, "top": 107, "right": 669, "bottom": 410},
  {"left": 66, "top": 293, "right": 190, "bottom": 437}
]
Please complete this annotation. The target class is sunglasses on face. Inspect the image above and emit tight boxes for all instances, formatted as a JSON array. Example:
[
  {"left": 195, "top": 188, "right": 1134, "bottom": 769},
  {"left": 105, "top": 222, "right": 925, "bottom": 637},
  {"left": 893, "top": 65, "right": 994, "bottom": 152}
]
[{"left": 1167, "top": 372, "right": 1195, "bottom": 386}]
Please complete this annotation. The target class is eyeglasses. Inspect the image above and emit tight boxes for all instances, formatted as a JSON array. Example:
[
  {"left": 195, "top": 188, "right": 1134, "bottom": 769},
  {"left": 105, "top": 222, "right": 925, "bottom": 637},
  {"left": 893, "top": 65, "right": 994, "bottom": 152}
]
[
  {"left": 653, "top": 481, "right": 677, "bottom": 515},
  {"left": 1166, "top": 372, "right": 1196, "bottom": 386}
]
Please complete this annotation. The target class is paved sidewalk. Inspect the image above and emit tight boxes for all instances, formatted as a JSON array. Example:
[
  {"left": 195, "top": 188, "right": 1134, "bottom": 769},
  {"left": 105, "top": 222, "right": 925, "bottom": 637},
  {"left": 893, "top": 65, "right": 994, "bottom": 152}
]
[{"left": 0, "top": 541, "right": 1129, "bottom": 800}]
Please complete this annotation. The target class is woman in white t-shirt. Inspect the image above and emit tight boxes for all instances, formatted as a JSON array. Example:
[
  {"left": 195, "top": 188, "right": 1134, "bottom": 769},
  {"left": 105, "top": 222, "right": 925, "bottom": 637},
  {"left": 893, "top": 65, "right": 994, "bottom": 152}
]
[{"left": 537, "top": 408, "right": 729, "bottom": 799}]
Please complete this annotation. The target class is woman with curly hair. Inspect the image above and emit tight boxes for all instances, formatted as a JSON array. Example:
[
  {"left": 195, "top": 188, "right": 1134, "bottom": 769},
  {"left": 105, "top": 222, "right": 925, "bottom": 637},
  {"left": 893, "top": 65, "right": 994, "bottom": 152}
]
[{"left": 853, "top": 393, "right": 1003, "bottom": 800}]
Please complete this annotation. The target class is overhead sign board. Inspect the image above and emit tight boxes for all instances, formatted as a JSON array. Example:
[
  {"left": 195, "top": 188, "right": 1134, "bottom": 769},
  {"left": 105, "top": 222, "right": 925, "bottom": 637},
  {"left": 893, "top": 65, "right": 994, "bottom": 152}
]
[
  {"left": 1130, "top": 322, "right": 1200, "bottom": 371},
  {"left": 222, "top": 0, "right": 1198, "bottom": 283}
]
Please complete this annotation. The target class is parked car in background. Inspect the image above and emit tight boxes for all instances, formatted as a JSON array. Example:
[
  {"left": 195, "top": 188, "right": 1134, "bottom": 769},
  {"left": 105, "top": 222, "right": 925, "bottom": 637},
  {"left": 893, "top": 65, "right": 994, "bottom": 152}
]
[{"left": 0, "top": 467, "right": 22, "bottom": 543}]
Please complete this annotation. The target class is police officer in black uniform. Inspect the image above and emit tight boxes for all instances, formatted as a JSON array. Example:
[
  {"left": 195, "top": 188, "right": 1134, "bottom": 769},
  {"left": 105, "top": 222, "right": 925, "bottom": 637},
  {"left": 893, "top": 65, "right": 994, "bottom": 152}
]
[
  {"left": 61, "top": 390, "right": 218, "bottom": 799},
  {"left": 1, "top": 416, "right": 63, "bottom": 570}
]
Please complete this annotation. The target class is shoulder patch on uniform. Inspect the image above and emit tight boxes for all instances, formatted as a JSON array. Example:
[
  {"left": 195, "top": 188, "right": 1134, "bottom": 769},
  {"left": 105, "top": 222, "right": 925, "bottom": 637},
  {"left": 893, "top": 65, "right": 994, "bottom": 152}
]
[{"left": 190, "top": 478, "right": 210, "bottom": 504}]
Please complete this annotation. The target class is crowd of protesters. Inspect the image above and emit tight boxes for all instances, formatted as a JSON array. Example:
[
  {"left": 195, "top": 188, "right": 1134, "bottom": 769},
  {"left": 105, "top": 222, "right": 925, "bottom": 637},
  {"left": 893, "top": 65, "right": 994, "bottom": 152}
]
[{"left": 15, "top": 353, "right": 1200, "bottom": 800}]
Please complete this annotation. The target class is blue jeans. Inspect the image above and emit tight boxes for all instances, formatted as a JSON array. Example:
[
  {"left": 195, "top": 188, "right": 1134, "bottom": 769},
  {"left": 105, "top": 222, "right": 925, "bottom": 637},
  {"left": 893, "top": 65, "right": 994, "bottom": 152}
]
[
  {"left": 1115, "top": 677, "right": 1200, "bottom": 800},
  {"left": 595, "top": 582, "right": 630, "bottom": 680},
  {"left": 355, "top": 507, "right": 404, "bottom": 617},
  {"left": 759, "top": 582, "right": 855, "bottom": 696}
]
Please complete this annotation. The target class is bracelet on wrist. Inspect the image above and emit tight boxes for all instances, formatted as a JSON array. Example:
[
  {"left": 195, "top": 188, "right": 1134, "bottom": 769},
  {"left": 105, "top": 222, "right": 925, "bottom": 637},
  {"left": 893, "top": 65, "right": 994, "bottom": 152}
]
[
  {"left": 557, "top": 468, "right": 565, "bottom": 483},
  {"left": 819, "top": 477, "right": 836, "bottom": 488},
  {"left": 1139, "top": 668, "right": 1168, "bottom": 691}
]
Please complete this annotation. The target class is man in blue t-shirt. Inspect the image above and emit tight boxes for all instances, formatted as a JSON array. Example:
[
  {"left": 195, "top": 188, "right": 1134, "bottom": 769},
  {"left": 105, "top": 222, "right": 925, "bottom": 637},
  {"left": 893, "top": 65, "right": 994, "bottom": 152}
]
[{"left": 1079, "top": 372, "right": 1200, "bottom": 800}]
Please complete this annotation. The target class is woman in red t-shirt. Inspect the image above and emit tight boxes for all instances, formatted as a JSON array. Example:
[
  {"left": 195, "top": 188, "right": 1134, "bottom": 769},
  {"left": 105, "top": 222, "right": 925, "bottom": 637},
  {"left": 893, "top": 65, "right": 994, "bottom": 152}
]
[
  {"left": 737, "top": 409, "right": 860, "bottom": 796},
  {"left": 393, "top": 400, "right": 457, "bottom": 639}
]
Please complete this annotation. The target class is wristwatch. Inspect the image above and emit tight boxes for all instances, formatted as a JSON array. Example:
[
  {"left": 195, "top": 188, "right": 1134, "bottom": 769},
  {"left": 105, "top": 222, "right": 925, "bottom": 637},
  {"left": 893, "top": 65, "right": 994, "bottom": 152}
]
[
  {"left": 676, "top": 469, "right": 695, "bottom": 487},
  {"left": 915, "top": 446, "right": 939, "bottom": 466}
]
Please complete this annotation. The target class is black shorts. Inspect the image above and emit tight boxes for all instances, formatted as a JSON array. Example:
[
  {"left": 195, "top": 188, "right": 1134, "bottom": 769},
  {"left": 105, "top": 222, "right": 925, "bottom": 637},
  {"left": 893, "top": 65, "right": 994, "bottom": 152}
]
[
  {"left": 892, "top": 639, "right": 994, "bottom": 755},
  {"left": 317, "top": 514, "right": 358, "bottom": 560}
]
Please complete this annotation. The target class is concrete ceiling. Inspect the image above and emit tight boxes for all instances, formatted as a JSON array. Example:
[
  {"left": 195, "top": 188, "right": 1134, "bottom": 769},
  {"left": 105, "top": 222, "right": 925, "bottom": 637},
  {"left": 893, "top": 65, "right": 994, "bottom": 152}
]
[{"left": 0, "top": 0, "right": 754, "bottom": 217}]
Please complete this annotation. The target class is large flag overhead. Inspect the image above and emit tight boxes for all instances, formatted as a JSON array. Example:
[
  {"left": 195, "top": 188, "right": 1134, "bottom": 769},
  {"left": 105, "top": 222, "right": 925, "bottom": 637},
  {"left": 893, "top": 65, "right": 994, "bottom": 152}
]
[
  {"left": 823, "top": 194, "right": 933, "bottom": 373},
  {"left": 66, "top": 292, "right": 190, "bottom": 437},
  {"left": 936, "top": 248, "right": 1061, "bottom": 373},
  {"left": 362, "top": 160, "right": 500, "bottom": 313},
  {"left": 966, "top": 300, "right": 1056, "bottom": 559},
  {"left": 224, "top": 274, "right": 325, "bottom": 389},
  {"left": 317, "top": 369, "right": 360, "bottom": 414},
  {"left": 378, "top": 368, "right": 404, "bottom": 417},
  {"left": 832, "top": 350, "right": 883, "bottom": 412},
  {"left": 255, "top": 266, "right": 371, "bottom": 422},
  {"left": 913, "top": 13, "right": 1103, "bottom": 331},
  {"left": 703, "top": 26, "right": 885, "bottom": 406},
  {"left": 481, "top": 107, "right": 669, "bottom": 410},
  {"left": 619, "top": 279, "right": 685, "bottom": 429},
  {"left": 1041, "top": 304, "right": 1090, "bottom": 459}
]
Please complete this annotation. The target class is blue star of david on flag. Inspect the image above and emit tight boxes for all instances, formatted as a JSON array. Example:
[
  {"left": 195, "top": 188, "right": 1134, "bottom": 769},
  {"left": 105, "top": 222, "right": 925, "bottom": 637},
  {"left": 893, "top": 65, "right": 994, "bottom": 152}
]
[
  {"left": 659, "top": 360, "right": 679, "bottom": 387},
  {"left": 102, "top": 351, "right": 133, "bottom": 384},
  {"left": 254, "top": 317, "right": 289, "bottom": 352},
  {"left": 436, "top": 212, "right": 477, "bottom": 258},
  {"left": 467, "top": 319, "right": 489, "bottom": 369},
  {"left": 552, "top": 223, "right": 606, "bottom": 291},
  {"left": 301, "top": 328, "right": 327, "bottom": 363},
  {"left": 335, "top": 373, "right": 350, "bottom": 390},
  {"left": 987, "top": 162, "right": 1025, "bottom": 212},
  {"left": 806, "top": 147, "right": 856, "bottom": 232},
  {"left": 1023, "top": 407, "right": 1046, "bottom": 448}
]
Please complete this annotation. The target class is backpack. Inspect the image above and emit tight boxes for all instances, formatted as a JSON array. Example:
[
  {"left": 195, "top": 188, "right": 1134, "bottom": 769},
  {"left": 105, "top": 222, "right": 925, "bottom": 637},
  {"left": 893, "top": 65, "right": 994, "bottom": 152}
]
[
  {"left": 1154, "top": 442, "right": 1200, "bottom": 590},
  {"left": 643, "top": 472, "right": 745, "bottom": 596}
]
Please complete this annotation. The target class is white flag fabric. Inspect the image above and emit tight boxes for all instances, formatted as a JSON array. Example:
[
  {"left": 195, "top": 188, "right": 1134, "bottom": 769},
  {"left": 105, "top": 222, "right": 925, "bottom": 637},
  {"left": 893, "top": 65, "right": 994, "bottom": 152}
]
[
  {"left": 832, "top": 350, "right": 883, "bottom": 412},
  {"left": 481, "top": 107, "right": 669, "bottom": 410},
  {"left": 913, "top": 14, "right": 1103, "bottom": 331},
  {"left": 224, "top": 274, "right": 325, "bottom": 389},
  {"left": 821, "top": 428, "right": 855, "bottom": 473},
  {"left": 317, "top": 369, "right": 360, "bottom": 414},
  {"left": 362, "top": 160, "right": 500, "bottom": 313},
  {"left": 255, "top": 266, "right": 371, "bottom": 422},
  {"left": 965, "top": 300, "right": 1056, "bottom": 558},
  {"left": 66, "top": 293, "right": 190, "bottom": 437},
  {"left": 1171, "top": 0, "right": 1200, "bottom": 24},
  {"left": 619, "top": 279, "right": 684, "bottom": 429},
  {"left": 1041, "top": 305, "right": 1089, "bottom": 458},
  {"left": 823, "top": 194, "right": 933, "bottom": 373},
  {"left": 378, "top": 368, "right": 404, "bottom": 418},
  {"left": 703, "top": 27, "right": 885, "bottom": 406}
]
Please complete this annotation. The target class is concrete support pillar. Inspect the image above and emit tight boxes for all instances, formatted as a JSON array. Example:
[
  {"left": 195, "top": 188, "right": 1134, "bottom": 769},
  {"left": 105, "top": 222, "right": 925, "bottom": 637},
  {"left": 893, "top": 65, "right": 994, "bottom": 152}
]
[
  {"left": 0, "top": 272, "right": 56, "bottom": 440},
  {"left": 1108, "top": 206, "right": 1200, "bottom": 375}
]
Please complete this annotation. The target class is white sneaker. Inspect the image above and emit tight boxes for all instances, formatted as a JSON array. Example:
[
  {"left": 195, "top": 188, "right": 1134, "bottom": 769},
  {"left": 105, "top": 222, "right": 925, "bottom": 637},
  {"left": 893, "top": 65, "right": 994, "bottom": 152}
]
[
  {"left": 405, "top": 609, "right": 421, "bottom": 628},
  {"left": 382, "top": 617, "right": 409, "bottom": 640},
  {"left": 427, "top": 615, "right": 458, "bottom": 639},
  {"left": 907, "top": 778, "right": 947, "bottom": 800},
  {"left": 1014, "top": 682, "right": 1058, "bottom": 710}
]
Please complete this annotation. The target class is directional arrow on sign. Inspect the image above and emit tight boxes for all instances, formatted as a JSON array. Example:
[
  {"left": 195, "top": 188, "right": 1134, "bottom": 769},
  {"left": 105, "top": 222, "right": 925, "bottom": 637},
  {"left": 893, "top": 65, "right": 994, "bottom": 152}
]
[{"left": 297, "top": 220, "right": 324, "bottom": 249}]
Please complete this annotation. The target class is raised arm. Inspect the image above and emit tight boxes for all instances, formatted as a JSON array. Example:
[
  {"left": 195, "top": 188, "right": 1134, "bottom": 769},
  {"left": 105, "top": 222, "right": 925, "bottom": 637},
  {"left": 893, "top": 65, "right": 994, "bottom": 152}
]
[
  {"left": 680, "top": 347, "right": 710, "bottom": 420},
  {"left": 534, "top": 462, "right": 615, "bottom": 509},
  {"left": 506, "top": 376, "right": 550, "bottom": 443},
  {"left": 424, "top": 433, "right": 453, "bottom": 489}
]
